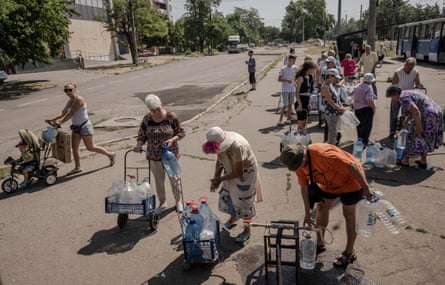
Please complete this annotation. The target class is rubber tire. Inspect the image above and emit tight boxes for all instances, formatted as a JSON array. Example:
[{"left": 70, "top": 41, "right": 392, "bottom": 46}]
[
  {"left": 149, "top": 212, "right": 159, "bottom": 230},
  {"left": 117, "top": 214, "right": 128, "bottom": 229},
  {"left": 2, "top": 178, "right": 19, "bottom": 194},
  {"left": 45, "top": 174, "right": 57, "bottom": 185}
]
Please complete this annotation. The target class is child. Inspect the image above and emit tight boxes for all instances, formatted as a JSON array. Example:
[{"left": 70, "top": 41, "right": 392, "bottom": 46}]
[
  {"left": 15, "top": 141, "right": 37, "bottom": 187},
  {"left": 277, "top": 54, "right": 297, "bottom": 126}
]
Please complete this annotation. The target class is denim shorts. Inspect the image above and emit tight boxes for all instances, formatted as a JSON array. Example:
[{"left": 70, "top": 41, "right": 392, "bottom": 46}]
[{"left": 73, "top": 120, "right": 94, "bottom": 136}]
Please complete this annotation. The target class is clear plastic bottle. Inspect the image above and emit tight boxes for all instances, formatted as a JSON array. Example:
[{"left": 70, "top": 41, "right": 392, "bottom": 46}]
[
  {"left": 184, "top": 219, "right": 200, "bottom": 241},
  {"left": 374, "top": 199, "right": 408, "bottom": 235},
  {"left": 183, "top": 200, "right": 193, "bottom": 217},
  {"left": 364, "top": 142, "right": 378, "bottom": 167},
  {"left": 375, "top": 146, "right": 386, "bottom": 168},
  {"left": 352, "top": 138, "right": 364, "bottom": 162},
  {"left": 198, "top": 196, "right": 212, "bottom": 220},
  {"left": 161, "top": 144, "right": 181, "bottom": 178},
  {"left": 356, "top": 197, "right": 378, "bottom": 237},
  {"left": 189, "top": 205, "right": 204, "bottom": 232},
  {"left": 300, "top": 232, "right": 316, "bottom": 270},
  {"left": 295, "top": 131, "right": 312, "bottom": 146},
  {"left": 396, "top": 129, "right": 408, "bottom": 150},
  {"left": 393, "top": 141, "right": 404, "bottom": 162},
  {"left": 385, "top": 147, "right": 397, "bottom": 169}
]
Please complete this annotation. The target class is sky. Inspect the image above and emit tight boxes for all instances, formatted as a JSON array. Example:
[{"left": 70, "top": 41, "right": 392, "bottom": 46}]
[{"left": 170, "top": 0, "right": 440, "bottom": 28}]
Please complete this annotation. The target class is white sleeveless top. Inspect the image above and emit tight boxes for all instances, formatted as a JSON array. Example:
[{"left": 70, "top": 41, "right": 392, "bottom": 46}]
[
  {"left": 395, "top": 67, "right": 418, "bottom": 90},
  {"left": 71, "top": 103, "right": 88, "bottom": 125}
]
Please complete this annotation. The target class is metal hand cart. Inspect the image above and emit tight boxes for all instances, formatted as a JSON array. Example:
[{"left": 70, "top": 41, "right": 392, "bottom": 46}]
[
  {"left": 180, "top": 213, "right": 220, "bottom": 270},
  {"left": 105, "top": 149, "right": 159, "bottom": 230},
  {"left": 251, "top": 220, "right": 314, "bottom": 285}
]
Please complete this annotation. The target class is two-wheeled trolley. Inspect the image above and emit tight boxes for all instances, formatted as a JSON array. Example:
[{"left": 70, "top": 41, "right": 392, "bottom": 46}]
[
  {"left": 105, "top": 149, "right": 159, "bottom": 230},
  {"left": 180, "top": 213, "right": 220, "bottom": 270}
]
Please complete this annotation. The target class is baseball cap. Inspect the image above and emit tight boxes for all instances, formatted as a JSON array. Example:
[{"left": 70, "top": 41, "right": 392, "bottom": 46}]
[
  {"left": 280, "top": 144, "right": 305, "bottom": 171},
  {"left": 15, "top": 141, "right": 26, "bottom": 147}
]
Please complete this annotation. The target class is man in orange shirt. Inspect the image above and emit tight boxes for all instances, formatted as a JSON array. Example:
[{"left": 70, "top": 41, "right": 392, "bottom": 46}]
[{"left": 280, "top": 143, "right": 371, "bottom": 267}]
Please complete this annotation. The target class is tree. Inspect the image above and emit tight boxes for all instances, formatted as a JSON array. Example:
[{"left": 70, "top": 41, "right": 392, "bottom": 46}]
[
  {"left": 183, "top": 0, "right": 221, "bottom": 52},
  {"left": 0, "top": 0, "right": 75, "bottom": 66},
  {"left": 260, "top": 26, "right": 281, "bottom": 45},
  {"left": 281, "top": 0, "right": 333, "bottom": 42},
  {"left": 226, "top": 7, "right": 264, "bottom": 45},
  {"left": 104, "top": 0, "right": 169, "bottom": 64}
]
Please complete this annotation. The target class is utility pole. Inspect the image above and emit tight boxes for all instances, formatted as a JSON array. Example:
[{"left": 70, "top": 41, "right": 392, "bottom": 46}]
[
  {"left": 390, "top": 0, "right": 396, "bottom": 51},
  {"left": 129, "top": 0, "right": 138, "bottom": 64},
  {"left": 337, "top": 0, "right": 342, "bottom": 35},
  {"left": 368, "top": 0, "right": 377, "bottom": 50}
]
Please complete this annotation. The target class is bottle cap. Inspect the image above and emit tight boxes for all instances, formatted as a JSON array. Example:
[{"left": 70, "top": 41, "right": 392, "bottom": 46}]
[
  {"left": 199, "top": 196, "right": 208, "bottom": 204},
  {"left": 186, "top": 200, "right": 192, "bottom": 206},
  {"left": 191, "top": 205, "right": 199, "bottom": 214}
]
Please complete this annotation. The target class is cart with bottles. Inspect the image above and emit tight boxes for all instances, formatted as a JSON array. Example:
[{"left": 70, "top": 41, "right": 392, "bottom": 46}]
[
  {"left": 180, "top": 199, "right": 220, "bottom": 270},
  {"left": 105, "top": 149, "right": 159, "bottom": 230}
]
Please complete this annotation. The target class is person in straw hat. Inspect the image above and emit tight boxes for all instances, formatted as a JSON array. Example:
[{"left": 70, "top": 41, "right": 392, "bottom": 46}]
[
  {"left": 202, "top": 127, "right": 263, "bottom": 243},
  {"left": 280, "top": 143, "right": 371, "bottom": 267}
]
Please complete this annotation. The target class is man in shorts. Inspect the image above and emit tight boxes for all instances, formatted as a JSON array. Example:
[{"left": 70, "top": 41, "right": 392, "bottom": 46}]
[
  {"left": 280, "top": 143, "right": 372, "bottom": 268},
  {"left": 245, "top": 50, "right": 256, "bottom": 90},
  {"left": 277, "top": 54, "right": 297, "bottom": 126}
]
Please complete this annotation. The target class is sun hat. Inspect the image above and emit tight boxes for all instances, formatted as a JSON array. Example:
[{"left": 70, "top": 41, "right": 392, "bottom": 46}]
[
  {"left": 363, "top": 73, "right": 376, "bottom": 83},
  {"left": 326, "top": 56, "right": 336, "bottom": 63},
  {"left": 280, "top": 143, "right": 305, "bottom": 171},
  {"left": 325, "top": 69, "right": 342, "bottom": 79},
  {"left": 202, "top": 127, "right": 234, "bottom": 154}
]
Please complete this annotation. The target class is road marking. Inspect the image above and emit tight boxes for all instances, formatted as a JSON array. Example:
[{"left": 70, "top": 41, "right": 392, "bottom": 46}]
[
  {"left": 18, "top": 98, "right": 48, "bottom": 107},
  {"left": 110, "top": 80, "right": 124, "bottom": 85},
  {"left": 85, "top": 84, "right": 105, "bottom": 90}
]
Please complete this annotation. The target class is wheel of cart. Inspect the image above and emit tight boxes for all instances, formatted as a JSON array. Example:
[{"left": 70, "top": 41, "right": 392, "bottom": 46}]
[
  {"left": 105, "top": 149, "right": 159, "bottom": 230},
  {"left": 180, "top": 214, "right": 220, "bottom": 270}
]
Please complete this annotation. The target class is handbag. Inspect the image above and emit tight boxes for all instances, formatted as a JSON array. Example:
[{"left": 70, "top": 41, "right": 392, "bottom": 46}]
[{"left": 306, "top": 147, "right": 323, "bottom": 209}]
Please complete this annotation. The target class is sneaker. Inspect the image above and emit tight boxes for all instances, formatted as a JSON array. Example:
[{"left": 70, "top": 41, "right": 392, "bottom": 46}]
[
  {"left": 176, "top": 202, "right": 183, "bottom": 213},
  {"left": 235, "top": 232, "right": 250, "bottom": 243},
  {"left": 19, "top": 181, "right": 29, "bottom": 188},
  {"left": 158, "top": 202, "right": 168, "bottom": 211}
]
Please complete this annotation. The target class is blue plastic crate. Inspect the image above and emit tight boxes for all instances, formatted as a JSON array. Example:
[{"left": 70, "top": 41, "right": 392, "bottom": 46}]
[
  {"left": 182, "top": 220, "right": 219, "bottom": 262},
  {"left": 105, "top": 194, "right": 156, "bottom": 215}
]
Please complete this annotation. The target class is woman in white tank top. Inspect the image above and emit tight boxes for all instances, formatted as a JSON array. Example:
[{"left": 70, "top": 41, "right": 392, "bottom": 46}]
[{"left": 45, "top": 82, "right": 115, "bottom": 175}]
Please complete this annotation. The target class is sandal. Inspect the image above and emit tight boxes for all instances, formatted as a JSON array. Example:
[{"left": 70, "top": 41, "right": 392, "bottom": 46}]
[
  {"left": 109, "top": 153, "right": 116, "bottom": 167},
  {"left": 66, "top": 168, "right": 82, "bottom": 176},
  {"left": 222, "top": 221, "right": 238, "bottom": 232},
  {"left": 333, "top": 251, "right": 357, "bottom": 268},
  {"left": 316, "top": 244, "right": 326, "bottom": 255},
  {"left": 414, "top": 160, "right": 427, "bottom": 169},
  {"left": 235, "top": 232, "right": 250, "bottom": 243}
]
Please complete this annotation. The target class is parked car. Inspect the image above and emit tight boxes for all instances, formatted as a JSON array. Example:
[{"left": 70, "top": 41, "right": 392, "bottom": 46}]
[
  {"left": 137, "top": 49, "right": 155, "bottom": 57},
  {"left": 0, "top": 71, "right": 8, "bottom": 84}
]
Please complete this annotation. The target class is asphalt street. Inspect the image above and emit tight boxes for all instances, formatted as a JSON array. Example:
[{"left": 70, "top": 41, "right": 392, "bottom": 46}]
[{"left": 0, "top": 47, "right": 444, "bottom": 285}]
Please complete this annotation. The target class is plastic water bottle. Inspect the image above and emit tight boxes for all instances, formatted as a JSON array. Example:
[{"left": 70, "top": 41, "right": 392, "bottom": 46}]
[
  {"left": 352, "top": 138, "right": 364, "bottom": 162},
  {"left": 198, "top": 196, "right": 212, "bottom": 220},
  {"left": 161, "top": 144, "right": 181, "bottom": 178},
  {"left": 375, "top": 146, "right": 386, "bottom": 168},
  {"left": 300, "top": 232, "right": 316, "bottom": 270},
  {"left": 364, "top": 142, "right": 378, "bottom": 167},
  {"left": 374, "top": 199, "right": 408, "bottom": 235},
  {"left": 396, "top": 129, "right": 408, "bottom": 150},
  {"left": 385, "top": 147, "right": 397, "bottom": 169},
  {"left": 189, "top": 205, "right": 204, "bottom": 230},
  {"left": 393, "top": 141, "right": 404, "bottom": 161},
  {"left": 356, "top": 196, "right": 378, "bottom": 237},
  {"left": 295, "top": 131, "right": 312, "bottom": 146},
  {"left": 183, "top": 200, "right": 193, "bottom": 216},
  {"left": 184, "top": 219, "right": 201, "bottom": 241}
]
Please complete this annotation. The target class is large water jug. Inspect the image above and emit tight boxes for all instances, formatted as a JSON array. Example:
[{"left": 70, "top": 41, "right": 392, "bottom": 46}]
[
  {"left": 300, "top": 232, "right": 316, "bottom": 270},
  {"left": 385, "top": 147, "right": 397, "bottom": 169},
  {"left": 184, "top": 219, "right": 201, "bottom": 241},
  {"left": 356, "top": 196, "right": 378, "bottom": 237},
  {"left": 161, "top": 144, "right": 181, "bottom": 178},
  {"left": 295, "top": 131, "right": 312, "bottom": 146},
  {"left": 374, "top": 198, "right": 408, "bottom": 235},
  {"left": 189, "top": 205, "right": 204, "bottom": 228},
  {"left": 375, "top": 146, "right": 386, "bottom": 168},
  {"left": 364, "top": 142, "right": 378, "bottom": 167},
  {"left": 352, "top": 138, "right": 364, "bottom": 162},
  {"left": 396, "top": 129, "right": 408, "bottom": 150},
  {"left": 393, "top": 141, "right": 404, "bottom": 161}
]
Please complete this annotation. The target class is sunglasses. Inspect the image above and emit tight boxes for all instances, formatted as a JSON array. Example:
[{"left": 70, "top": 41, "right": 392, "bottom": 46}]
[{"left": 64, "top": 88, "right": 73, "bottom": 92}]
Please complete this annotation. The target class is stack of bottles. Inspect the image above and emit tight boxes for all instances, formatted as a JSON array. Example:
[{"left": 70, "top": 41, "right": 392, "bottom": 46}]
[
  {"left": 281, "top": 130, "right": 312, "bottom": 149},
  {"left": 360, "top": 140, "right": 400, "bottom": 169},
  {"left": 356, "top": 189, "right": 408, "bottom": 236},
  {"left": 107, "top": 175, "right": 152, "bottom": 204},
  {"left": 183, "top": 196, "right": 219, "bottom": 241}
]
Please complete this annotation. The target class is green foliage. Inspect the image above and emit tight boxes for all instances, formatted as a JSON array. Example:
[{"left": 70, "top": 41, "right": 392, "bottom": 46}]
[
  {"left": 226, "top": 7, "right": 263, "bottom": 45},
  {"left": 0, "top": 0, "right": 75, "bottom": 66}
]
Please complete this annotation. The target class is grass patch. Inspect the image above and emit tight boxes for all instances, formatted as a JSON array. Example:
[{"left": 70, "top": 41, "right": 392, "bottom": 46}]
[
  {"left": 286, "top": 172, "right": 292, "bottom": 191},
  {"left": 0, "top": 80, "right": 57, "bottom": 96},
  {"left": 415, "top": 228, "right": 428, "bottom": 234},
  {"left": 0, "top": 166, "right": 11, "bottom": 179}
]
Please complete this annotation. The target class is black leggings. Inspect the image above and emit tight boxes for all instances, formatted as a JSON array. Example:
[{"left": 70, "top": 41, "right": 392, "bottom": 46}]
[{"left": 295, "top": 95, "right": 310, "bottom": 120}]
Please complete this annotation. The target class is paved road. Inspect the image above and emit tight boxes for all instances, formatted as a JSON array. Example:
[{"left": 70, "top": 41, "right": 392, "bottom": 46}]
[{"left": 1, "top": 47, "right": 444, "bottom": 285}]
